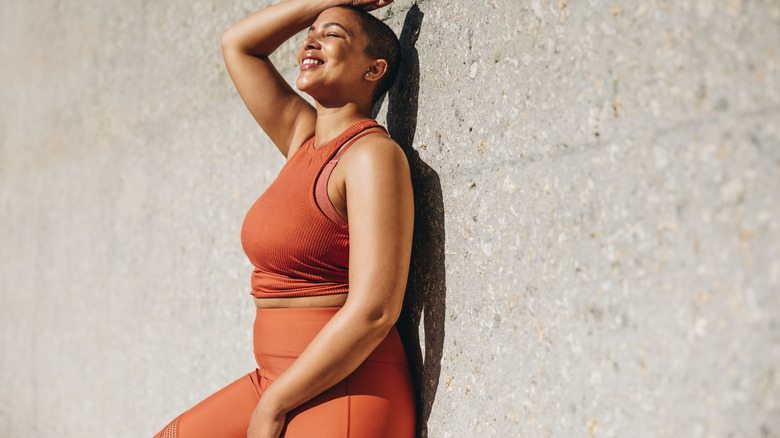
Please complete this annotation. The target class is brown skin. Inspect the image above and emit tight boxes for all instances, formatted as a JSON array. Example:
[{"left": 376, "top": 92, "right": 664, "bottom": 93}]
[{"left": 222, "top": 1, "right": 412, "bottom": 437}]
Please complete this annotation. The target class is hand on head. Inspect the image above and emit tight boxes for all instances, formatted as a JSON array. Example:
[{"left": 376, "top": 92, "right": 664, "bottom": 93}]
[{"left": 347, "top": 0, "right": 394, "bottom": 12}]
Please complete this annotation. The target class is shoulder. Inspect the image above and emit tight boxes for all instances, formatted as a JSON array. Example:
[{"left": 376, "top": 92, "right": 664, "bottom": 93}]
[
  {"left": 340, "top": 132, "right": 410, "bottom": 179},
  {"left": 339, "top": 131, "right": 414, "bottom": 223}
]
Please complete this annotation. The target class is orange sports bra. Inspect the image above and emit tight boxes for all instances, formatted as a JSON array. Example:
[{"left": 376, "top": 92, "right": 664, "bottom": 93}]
[{"left": 240, "top": 119, "right": 387, "bottom": 298}]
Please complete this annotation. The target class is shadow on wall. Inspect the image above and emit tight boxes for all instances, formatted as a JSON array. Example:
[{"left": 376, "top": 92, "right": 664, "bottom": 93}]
[{"left": 376, "top": 5, "right": 446, "bottom": 438}]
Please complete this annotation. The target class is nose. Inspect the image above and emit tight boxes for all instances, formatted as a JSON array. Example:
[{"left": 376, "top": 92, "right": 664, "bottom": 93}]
[{"left": 304, "top": 34, "right": 321, "bottom": 50}]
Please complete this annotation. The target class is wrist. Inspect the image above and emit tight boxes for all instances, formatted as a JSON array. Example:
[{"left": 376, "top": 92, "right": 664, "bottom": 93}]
[{"left": 257, "top": 386, "right": 289, "bottom": 419}]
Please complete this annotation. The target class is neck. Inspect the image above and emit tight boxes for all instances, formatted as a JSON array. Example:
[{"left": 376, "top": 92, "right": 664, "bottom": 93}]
[{"left": 312, "top": 102, "right": 373, "bottom": 148}]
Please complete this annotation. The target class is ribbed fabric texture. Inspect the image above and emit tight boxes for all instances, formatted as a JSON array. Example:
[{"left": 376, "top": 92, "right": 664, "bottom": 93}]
[{"left": 240, "top": 119, "right": 381, "bottom": 298}]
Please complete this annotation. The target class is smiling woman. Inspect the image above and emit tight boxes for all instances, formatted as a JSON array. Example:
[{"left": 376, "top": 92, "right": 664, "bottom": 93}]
[{"left": 152, "top": 1, "right": 415, "bottom": 438}]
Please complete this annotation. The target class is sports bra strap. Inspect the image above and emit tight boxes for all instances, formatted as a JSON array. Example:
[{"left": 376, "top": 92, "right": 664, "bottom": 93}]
[
  {"left": 330, "top": 126, "right": 388, "bottom": 162},
  {"left": 314, "top": 126, "right": 389, "bottom": 229}
]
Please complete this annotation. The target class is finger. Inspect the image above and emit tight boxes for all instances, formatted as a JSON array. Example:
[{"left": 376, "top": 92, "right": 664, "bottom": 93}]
[
  {"left": 373, "top": 0, "right": 393, "bottom": 8},
  {"left": 353, "top": 0, "right": 393, "bottom": 11}
]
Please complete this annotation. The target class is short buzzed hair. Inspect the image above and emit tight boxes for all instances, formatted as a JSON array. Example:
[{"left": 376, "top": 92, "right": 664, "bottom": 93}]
[{"left": 336, "top": 6, "right": 401, "bottom": 104}]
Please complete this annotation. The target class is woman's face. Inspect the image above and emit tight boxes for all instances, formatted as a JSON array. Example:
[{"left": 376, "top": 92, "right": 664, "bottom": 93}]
[{"left": 295, "top": 8, "right": 373, "bottom": 102}]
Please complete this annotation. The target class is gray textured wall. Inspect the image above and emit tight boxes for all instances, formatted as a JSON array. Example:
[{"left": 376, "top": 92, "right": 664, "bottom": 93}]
[{"left": 1, "top": 0, "right": 779, "bottom": 437}]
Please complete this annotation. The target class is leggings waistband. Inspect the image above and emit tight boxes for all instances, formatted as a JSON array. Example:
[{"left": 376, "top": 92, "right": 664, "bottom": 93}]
[{"left": 253, "top": 307, "right": 409, "bottom": 380}]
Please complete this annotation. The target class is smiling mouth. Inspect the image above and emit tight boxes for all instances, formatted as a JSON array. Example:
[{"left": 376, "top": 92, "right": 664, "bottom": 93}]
[{"left": 302, "top": 58, "right": 324, "bottom": 65}]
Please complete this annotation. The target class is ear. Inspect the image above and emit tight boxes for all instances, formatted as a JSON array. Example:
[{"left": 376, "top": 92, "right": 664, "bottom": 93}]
[{"left": 363, "top": 59, "right": 388, "bottom": 83}]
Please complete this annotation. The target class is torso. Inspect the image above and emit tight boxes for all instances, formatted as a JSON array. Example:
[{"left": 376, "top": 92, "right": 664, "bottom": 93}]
[
  {"left": 254, "top": 293, "right": 348, "bottom": 308},
  {"left": 243, "top": 120, "right": 386, "bottom": 308},
  {"left": 252, "top": 128, "right": 372, "bottom": 309}
]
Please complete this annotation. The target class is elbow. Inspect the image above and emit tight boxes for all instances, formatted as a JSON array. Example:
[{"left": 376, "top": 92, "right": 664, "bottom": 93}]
[
  {"left": 348, "top": 303, "right": 401, "bottom": 337},
  {"left": 372, "top": 309, "right": 400, "bottom": 334},
  {"left": 221, "top": 26, "right": 237, "bottom": 52},
  {"left": 221, "top": 27, "right": 267, "bottom": 59},
  {"left": 221, "top": 25, "right": 249, "bottom": 54}
]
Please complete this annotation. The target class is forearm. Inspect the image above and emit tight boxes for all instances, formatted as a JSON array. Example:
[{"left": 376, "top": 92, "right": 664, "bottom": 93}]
[
  {"left": 222, "top": 0, "right": 343, "bottom": 56},
  {"left": 257, "top": 303, "right": 397, "bottom": 415}
]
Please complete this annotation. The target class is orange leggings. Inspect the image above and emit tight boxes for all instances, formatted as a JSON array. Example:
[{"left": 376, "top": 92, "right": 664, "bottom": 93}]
[{"left": 154, "top": 308, "right": 416, "bottom": 438}]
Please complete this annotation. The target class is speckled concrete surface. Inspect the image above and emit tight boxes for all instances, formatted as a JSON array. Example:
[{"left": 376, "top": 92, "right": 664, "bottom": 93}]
[{"left": 1, "top": 0, "right": 778, "bottom": 437}]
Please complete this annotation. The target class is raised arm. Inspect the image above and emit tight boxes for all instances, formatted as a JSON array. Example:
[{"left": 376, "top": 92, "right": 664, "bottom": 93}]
[
  {"left": 247, "top": 136, "right": 414, "bottom": 438},
  {"left": 221, "top": 0, "right": 338, "bottom": 157}
]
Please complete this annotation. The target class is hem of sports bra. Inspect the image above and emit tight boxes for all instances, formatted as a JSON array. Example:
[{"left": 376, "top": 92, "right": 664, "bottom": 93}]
[
  {"left": 253, "top": 351, "right": 410, "bottom": 369},
  {"left": 251, "top": 290, "right": 349, "bottom": 298}
]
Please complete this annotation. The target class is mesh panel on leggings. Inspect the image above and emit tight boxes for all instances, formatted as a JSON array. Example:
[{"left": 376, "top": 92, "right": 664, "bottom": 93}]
[{"left": 160, "top": 415, "right": 181, "bottom": 438}]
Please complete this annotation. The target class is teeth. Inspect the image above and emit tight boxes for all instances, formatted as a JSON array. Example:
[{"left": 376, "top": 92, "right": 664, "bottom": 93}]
[{"left": 303, "top": 58, "right": 323, "bottom": 65}]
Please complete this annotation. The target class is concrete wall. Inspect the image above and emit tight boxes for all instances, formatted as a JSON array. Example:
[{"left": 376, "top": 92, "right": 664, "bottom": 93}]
[{"left": 1, "top": 0, "right": 778, "bottom": 436}]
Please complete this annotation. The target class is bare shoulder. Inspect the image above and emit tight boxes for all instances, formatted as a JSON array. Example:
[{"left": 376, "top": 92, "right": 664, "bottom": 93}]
[
  {"left": 341, "top": 133, "right": 411, "bottom": 180},
  {"left": 340, "top": 131, "right": 414, "bottom": 233}
]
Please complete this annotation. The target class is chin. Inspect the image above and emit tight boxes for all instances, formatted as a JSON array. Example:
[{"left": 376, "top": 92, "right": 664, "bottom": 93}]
[
  {"left": 296, "top": 79, "right": 324, "bottom": 100},
  {"left": 296, "top": 76, "right": 314, "bottom": 94}
]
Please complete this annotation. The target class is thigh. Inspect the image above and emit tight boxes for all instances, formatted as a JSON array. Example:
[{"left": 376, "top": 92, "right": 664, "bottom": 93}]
[
  {"left": 346, "top": 362, "right": 416, "bottom": 438},
  {"left": 282, "top": 362, "right": 415, "bottom": 438},
  {"left": 154, "top": 370, "right": 263, "bottom": 438}
]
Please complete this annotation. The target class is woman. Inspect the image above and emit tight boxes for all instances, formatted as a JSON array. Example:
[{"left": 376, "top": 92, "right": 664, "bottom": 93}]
[{"left": 153, "top": 0, "right": 416, "bottom": 437}]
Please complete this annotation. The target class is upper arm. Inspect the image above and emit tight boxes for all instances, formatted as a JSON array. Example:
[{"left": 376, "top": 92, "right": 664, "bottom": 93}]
[
  {"left": 222, "top": 38, "right": 315, "bottom": 158},
  {"left": 342, "top": 138, "right": 414, "bottom": 323}
]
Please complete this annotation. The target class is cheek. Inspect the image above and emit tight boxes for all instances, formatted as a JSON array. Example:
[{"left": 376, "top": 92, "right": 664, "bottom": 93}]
[{"left": 330, "top": 50, "right": 363, "bottom": 75}]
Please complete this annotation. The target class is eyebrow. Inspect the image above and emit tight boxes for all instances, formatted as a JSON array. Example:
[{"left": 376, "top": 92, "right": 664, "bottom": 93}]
[{"left": 308, "top": 22, "right": 351, "bottom": 36}]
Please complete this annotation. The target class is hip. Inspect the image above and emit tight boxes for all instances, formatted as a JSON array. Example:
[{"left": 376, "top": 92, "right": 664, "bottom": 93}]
[
  {"left": 251, "top": 307, "right": 416, "bottom": 437},
  {"left": 252, "top": 307, "right": 410, "bottom": 378}
]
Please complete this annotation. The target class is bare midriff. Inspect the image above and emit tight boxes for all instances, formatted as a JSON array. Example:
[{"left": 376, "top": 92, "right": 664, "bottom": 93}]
[{"left": 254, "top": 293, "right": 348, "bottom": 308}]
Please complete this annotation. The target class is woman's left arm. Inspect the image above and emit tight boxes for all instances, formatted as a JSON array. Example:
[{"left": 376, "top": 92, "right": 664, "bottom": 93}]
[{"left": 247, "top": 136, "right": 414, "bottom": 438}]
